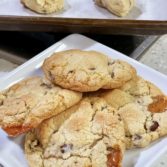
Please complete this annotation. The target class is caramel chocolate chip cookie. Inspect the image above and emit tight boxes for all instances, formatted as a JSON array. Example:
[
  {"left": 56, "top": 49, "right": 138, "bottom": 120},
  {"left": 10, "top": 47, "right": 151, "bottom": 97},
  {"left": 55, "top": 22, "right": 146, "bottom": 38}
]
[
  {"left": 101, "top": 76, "right": 167, "bottom": 148},
  {"left": 25, "top": 97, "right": 125, "bottom": 167},
  {"left": 0, "top": 76, "right": 82, "bottom": 136},
  {"left": 103, "top": 59, "right": 136, "bottom": 89},
  {"left": 42, "top": 49, "right": 136, "bottom": 92}
]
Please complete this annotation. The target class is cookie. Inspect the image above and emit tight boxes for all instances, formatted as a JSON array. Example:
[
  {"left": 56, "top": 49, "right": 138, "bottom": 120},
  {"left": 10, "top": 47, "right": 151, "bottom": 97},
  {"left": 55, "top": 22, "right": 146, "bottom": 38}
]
[
  {"left": 21, "top": 0, "right": 64, "bottom": 14},
  {"left": 95, "top": 0, "right": 135, "bottom": 17},
  {"left": 103, "top": 59, "right": 136, "bottom": 89},
  {"left": 25, "top": 97, "right": 125, "bottom": 167},
  {"left": 100, "top": 76, "right": 167, "bottom": 148},
  {"left": 42, "top": 49, "right": 136, "bottom": 92},
  {"left": 0, "top": 76, "right": 82, "bottom": 136}
]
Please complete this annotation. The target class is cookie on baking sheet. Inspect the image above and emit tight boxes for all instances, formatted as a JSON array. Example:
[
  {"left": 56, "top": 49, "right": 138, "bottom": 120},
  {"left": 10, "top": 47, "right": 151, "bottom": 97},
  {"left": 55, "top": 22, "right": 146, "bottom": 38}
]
[
  {"left": 21, "top": 0, "right": 64, "bottom": 14},
  {"left": 101, "top": 76, "right": 167, "bottom": 148},
  {"left": 0, "top": 76, "right": 82, "bottom": 137},
  {"left": 25, "top": 97, "right": 125, "bottom": 167},
  {"left": 42, "top": 49, "right": 136, "bottom": 92},
  {"left": 95, "top": 0, "right": 135, "bottom": 17}
]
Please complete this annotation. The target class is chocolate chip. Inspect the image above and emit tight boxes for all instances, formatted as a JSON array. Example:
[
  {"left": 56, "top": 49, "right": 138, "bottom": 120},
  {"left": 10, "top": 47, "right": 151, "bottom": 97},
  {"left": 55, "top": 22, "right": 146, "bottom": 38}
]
[
  {"left": 134, "top": 134, "right": 142, "bottom": 140},
  {"left": 36, "top": 140, "right": 40, "bottom": 146},
  {"left": 40, "top": 83, "right": 52, "bottom": 89},
  {"left": 68, "top": 70, "right": 74, "bottom": 74},
  {"left": 30, "top": 140, "right": 40, "bottom": 149},
  {"left": 150, "top": 121, "right": 159, "bottom": 131},
  {"left": 60, "top": 144, "right": 73, "bottom": 154},
  {"left": 110, "top": 72, "right": 115, "bottom": 78},
  {"left": 74, "top": 161, "right": 78, "bottom": 164},
  {"left": 108, "top": 61, "right": 115, "bottom": 66},
  {"left": 90, "top": 102, "right": 94, "bottom": 107},
  {"left": 107, "top": 147, "right": 113, "bottom": 151},
  {"left": 101, "top": 106, "right": 107, "bottom": 111},
  {"left": 48, "top": 71, "right": 55, "bottom": 81},
  {"left": 53, "top": 129, "right": 58, "bottom": 134},
  {"left": 137, "top": 99, "right": 142, "bottom": 104},
  {"left": 118, "top": 117, "right": 122, "bottom": 121},
  {"left": 89, "top": 67, "right": 96, "bottom": 71},
  {"left": 144, "top": 123, "right": 147, "bottom": 130},
  {"left": 0, "top": 100, "right": 4, "bottom": 105},
  {"left": 118, "top": 114, "right": 122, "bottom": 121},
  {"left": 42, "top": 9, "right": 47, "bottom": 13}
]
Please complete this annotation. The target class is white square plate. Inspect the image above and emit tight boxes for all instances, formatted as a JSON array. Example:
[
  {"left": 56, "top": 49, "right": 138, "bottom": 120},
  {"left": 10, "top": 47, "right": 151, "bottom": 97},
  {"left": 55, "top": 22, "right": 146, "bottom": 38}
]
[{"left": 0, "top": 34, "right": 167, "bottom": 167}]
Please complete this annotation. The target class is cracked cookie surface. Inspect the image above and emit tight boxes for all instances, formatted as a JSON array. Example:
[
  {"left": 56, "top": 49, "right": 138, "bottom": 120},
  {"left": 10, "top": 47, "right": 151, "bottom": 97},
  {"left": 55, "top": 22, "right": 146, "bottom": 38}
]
[
  {"left": 104, "top": 59, "right": 136, "bottom": 89},
  {"left": 0, "top": 76, "right": 82, "bottom": 136},
  {"left": 21, "top": 0, "right": 64, "bottom": 14},
  {"left": 42, "top": 49, "right": 136, "bottom": 92},
  {"left": 25, "top": 97, "right": 125, "bottom": 167},
  {"left": 101, "top": 76, "right": 167, "bottom": 148}
]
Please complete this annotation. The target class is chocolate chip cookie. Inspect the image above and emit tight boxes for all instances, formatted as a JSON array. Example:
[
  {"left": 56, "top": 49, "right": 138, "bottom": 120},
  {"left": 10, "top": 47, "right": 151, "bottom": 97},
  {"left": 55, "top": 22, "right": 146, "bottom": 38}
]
[
  {"left": 25, "top": 97, "right": 125, "bottom": 167},
  {"left": 103, "top": 59, "right": 136, "bottom": 89},
  {"left": 0, "top": 76, "right": 82, "bottom": 136},
  {"left": 101, "top": 76, "right": 167, "bottom": 148},
  {"left": 42, "top": 49, "right": 136, "bottom": 92}
]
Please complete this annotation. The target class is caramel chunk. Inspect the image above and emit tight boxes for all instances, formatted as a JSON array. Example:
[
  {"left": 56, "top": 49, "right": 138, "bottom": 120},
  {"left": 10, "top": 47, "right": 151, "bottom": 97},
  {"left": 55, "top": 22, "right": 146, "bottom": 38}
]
[
  {"left": 107, "top": 147, "right": 121, "bottom": 167},
  {"left": 3, "top": 125, "right": 31, "bottom": 137},
  {"left": 148, "top": 95, "right": 167, "bottom": 113}
]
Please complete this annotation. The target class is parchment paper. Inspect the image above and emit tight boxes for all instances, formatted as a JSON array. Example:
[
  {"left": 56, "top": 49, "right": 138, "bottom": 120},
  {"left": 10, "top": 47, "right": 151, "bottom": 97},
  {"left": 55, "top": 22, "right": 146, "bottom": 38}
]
[{"left": 0, "top": 0, "right": 166, "bottom": 20}]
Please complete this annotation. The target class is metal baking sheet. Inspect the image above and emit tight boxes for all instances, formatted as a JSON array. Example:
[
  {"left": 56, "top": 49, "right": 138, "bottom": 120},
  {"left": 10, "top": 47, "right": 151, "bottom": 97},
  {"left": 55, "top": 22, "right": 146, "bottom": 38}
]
[
  {"left": 0, "top": 0, "right": 167, "bottom": 34},
  {"left": 0, "top": 0, "right": 167, "bottom": 20}
]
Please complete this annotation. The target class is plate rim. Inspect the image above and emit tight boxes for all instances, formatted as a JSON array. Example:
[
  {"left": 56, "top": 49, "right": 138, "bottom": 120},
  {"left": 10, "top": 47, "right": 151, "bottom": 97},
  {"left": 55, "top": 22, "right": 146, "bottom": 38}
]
[{"left": 1, "top": 33, "right": 167, "bottom": 83}]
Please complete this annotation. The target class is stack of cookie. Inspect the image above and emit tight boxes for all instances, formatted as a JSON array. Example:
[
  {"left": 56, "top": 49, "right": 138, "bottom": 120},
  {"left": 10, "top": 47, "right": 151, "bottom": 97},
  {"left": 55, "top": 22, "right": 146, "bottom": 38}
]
[{"left": 0, "top": 49, "right": 167, "bottom": 167}]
